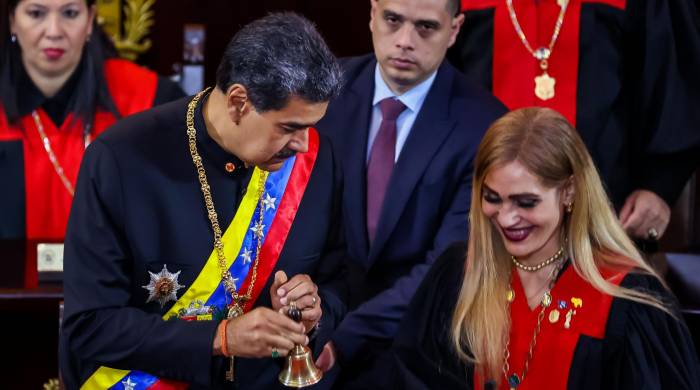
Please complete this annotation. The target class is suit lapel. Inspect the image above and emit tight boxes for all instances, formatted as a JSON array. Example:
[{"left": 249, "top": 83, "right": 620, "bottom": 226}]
[
  {"left": 368, "top": 62, "right": 457, "bottom": 262},
  {"left": 342, "top": 61, "right": 376, "bottom": 262}
]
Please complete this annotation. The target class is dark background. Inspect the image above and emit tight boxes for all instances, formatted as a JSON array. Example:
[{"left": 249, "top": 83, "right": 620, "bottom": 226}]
[{"left": 140, "top": 0, "right": 374, "bottom": 85}]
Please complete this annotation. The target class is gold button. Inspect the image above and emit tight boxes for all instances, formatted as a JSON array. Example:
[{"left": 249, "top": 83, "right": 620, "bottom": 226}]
[{"left": 225, "top": 162, "right": 236, "bottom": 173}]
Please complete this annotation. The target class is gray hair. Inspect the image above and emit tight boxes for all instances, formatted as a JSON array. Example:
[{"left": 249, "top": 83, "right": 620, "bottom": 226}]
[{"left": 216, "top": 12, "right": 343, "bottom": 112}]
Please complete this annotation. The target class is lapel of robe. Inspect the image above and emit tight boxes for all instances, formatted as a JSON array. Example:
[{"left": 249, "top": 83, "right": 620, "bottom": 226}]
[
  {"left": 368, "top": 62, "right": 457, "bottom": 264},
  {"left": 343, "top": 60, "right": 376, "bottom": 264}
]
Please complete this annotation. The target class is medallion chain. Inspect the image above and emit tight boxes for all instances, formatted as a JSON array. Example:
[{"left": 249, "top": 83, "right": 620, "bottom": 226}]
[
  {"left": 32, "top": 110, "right": 91, "bottom": 196},
  {"left": 186, "top": 88, "right": 267, "bottom": 309},
  {"left": 505, "top": 0, "right": 570, "bottom": 100}
]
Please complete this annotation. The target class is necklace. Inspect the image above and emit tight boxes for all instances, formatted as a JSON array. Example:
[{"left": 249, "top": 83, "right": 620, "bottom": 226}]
[
  {"left": 505, "top": 0, "right": 570, "bottom": 101},
  {"left": 32, "top": 110, "right": 91, "bottom": 196},
  {"left": 186, "top": 88, "right": 267, "bottom": 315},
  {"left": 187, "top": 88, "right": 268, "bottom": 382},
  {"left": 503, "top": 258, "right": 566, "bottom": 389},
  {"left": 511, "top": 245, "right": 565, "bottom": 272}
]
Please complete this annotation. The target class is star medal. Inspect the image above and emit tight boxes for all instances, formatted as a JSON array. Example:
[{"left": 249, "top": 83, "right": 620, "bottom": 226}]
[{"left": 142, "top": 265, "right": 185, "bottom": 307}]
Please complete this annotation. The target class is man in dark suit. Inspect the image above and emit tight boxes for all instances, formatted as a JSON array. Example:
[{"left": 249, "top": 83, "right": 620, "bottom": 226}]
[
  {"left": 60, "top": 13, "right": 346, "bottom": 389},
  {"left": 314, "top": 0, "right": 505, "bottom": 380}
]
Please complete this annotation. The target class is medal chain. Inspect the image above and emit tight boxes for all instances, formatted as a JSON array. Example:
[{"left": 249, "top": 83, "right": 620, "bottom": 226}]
[
  {"left": 502, "top": 258, "right": 566, "bottom": 389},
  {"left": 186, "top": 88, "right": 267, "bottom": 311},
  {"left": 32, "top": 110, "right": 91, "bottom": 197},
  {"left": 505, "top": 0, "right": 569, "bottom": 68}
]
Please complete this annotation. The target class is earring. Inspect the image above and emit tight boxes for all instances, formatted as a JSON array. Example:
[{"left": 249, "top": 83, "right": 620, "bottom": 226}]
[
  {"left": 565, "top": 202, "right": 573, "bottom": 213},
  {"left": 11, "top": 34, "right": 17, "bottom": 43}
]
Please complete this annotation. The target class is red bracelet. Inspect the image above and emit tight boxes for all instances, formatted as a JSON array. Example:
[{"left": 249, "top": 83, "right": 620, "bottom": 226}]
[{"left": 220, "top": 319, "right": 230, "bottom": 357}]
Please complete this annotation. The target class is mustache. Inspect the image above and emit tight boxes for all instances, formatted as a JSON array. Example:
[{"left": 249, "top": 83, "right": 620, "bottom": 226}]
[{"left": 274, "top": 149, "right": 297, "bottom": 159}]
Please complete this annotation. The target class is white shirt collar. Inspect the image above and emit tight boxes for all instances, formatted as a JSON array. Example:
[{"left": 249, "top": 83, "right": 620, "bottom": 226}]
[{"left": 372, "top": 64, "right": 438, "bottom": 113}]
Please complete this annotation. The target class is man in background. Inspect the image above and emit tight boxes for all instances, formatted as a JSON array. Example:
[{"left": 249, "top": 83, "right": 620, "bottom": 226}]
[{"left": 315, "top": 0, "right": 505, "bottom": 382}]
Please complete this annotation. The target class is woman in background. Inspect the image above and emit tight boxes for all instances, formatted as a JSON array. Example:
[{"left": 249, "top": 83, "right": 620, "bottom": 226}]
[
  {"left": 0, "top": 0, "right": 183, "bottom": 243},
  {"left": 352, "top": 107, "right": 699, "bottom": 389}
]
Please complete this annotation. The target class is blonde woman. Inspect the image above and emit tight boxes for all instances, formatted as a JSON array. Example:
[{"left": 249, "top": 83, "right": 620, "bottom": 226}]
[{"left": 347, "top": 107, "right": 699, "bottom": 389}]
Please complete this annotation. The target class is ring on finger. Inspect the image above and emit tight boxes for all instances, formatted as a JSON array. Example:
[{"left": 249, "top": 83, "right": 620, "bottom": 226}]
[{"left": 271, "top": 347, "right": 279, "bottom": 359}]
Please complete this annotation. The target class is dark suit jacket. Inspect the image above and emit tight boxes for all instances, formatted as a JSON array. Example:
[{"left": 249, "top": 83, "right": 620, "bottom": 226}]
[
  {"left": 59, "top": 96, "right": 346, "bottom": 389},
  {"left": 315, "top": 55, "right": 505, "bottom": 367}
]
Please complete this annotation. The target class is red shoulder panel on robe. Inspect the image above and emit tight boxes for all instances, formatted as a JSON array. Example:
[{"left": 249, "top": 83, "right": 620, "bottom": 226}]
[
  {"left": 101, "top": 58, "right": 159, "bottom": 133},
  {"left": 0, "top": 108, "right": 22, "bottom": 141}
]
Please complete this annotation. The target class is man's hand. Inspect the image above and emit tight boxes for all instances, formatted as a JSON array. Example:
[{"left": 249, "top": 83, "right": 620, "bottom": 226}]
[
  {"left": 221, "top": 307, "right": 308, "bottom": 358},
  {"left": 315, "top": 341, "right": 337, "bottom": 372},
  {"left": 619, "top": 189, "right": 671, "bottom": 240},
  {"left": 270, "top": 271, "right": 322, "bottom": 332}
]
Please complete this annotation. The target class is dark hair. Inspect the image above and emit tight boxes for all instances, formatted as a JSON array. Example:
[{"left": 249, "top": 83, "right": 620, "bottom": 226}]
[
  {"left": 374, "top": 0, "right": 461, "bottom": 16},
  {"left": 216, "top": 12, "right": 343, "bottom": 112},
  {"left": 0, "top": 0, "right": 120, "bottom": 128},
  {"left": 447, "top": 0, "right": 460, "bottom": 16}
]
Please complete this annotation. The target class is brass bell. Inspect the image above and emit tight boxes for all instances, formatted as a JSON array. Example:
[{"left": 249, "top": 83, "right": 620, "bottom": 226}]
[
  {"left": 279, "top": 343, "right": 323, "bottom": 387},
  {"left": 279, "top": 302, "right": 323, "bottom": 387}
]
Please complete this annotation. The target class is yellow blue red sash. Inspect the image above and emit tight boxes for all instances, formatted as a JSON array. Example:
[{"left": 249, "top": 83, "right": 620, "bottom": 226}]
[{"left": 80, "top": 129, "right": 321, "bottom": 389}]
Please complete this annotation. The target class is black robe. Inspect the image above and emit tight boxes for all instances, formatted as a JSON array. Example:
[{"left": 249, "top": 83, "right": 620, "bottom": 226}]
[
  {"left": 59, "top": 94, "right": 348, "bottom": 389},
  {"left": 347, "top": 242, "right": 700, "bottom": 389}
]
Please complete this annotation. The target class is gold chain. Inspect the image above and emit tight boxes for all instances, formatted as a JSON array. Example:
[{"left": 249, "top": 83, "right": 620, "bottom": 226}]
[
  {"left": 502, "top": 258, "right": 566, "bottom": 388},
  {"left": 505, "top": 0, "right": 569, "bottom": 68},
  {"left": 511, "top": 245, "right": 565, "bottom": 272},
  {"left": 186, "top": 88, "right": 268, "bottom": 307},
  {"left": 32, "top": 110, "right": 91, "bottom": 196}
]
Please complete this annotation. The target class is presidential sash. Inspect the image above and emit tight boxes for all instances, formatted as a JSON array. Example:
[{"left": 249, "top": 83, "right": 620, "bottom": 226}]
[{"left": 80, "top": 129, "right": 321, "bottom": 390}]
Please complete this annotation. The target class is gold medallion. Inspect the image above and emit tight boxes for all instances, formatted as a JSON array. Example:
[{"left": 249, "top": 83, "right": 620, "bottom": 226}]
[
  {"left": 227, "top": 302, "right": 244, "bottom": 319},
  {"left": 549, "top": 309, "right": 560, "bottom": 323},
  {"left": 535, "top": 72, "right": 556, "bottom": 101}
]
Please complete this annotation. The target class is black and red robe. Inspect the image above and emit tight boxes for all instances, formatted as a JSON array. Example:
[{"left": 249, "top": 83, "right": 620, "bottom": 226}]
[
  {"left": 448, "top": 0, "right": 700, "bottom": 209},
  {"left": 0, "top": 58, "right": 183, "bottom": 287},
  {"left": 348, "top": 242, "right": 700, "bottom": 389}
]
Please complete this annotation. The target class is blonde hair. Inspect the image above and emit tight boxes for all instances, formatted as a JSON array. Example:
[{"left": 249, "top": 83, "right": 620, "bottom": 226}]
[{"left": 450, "top": 107, "right": 669, "bottom": 382}]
